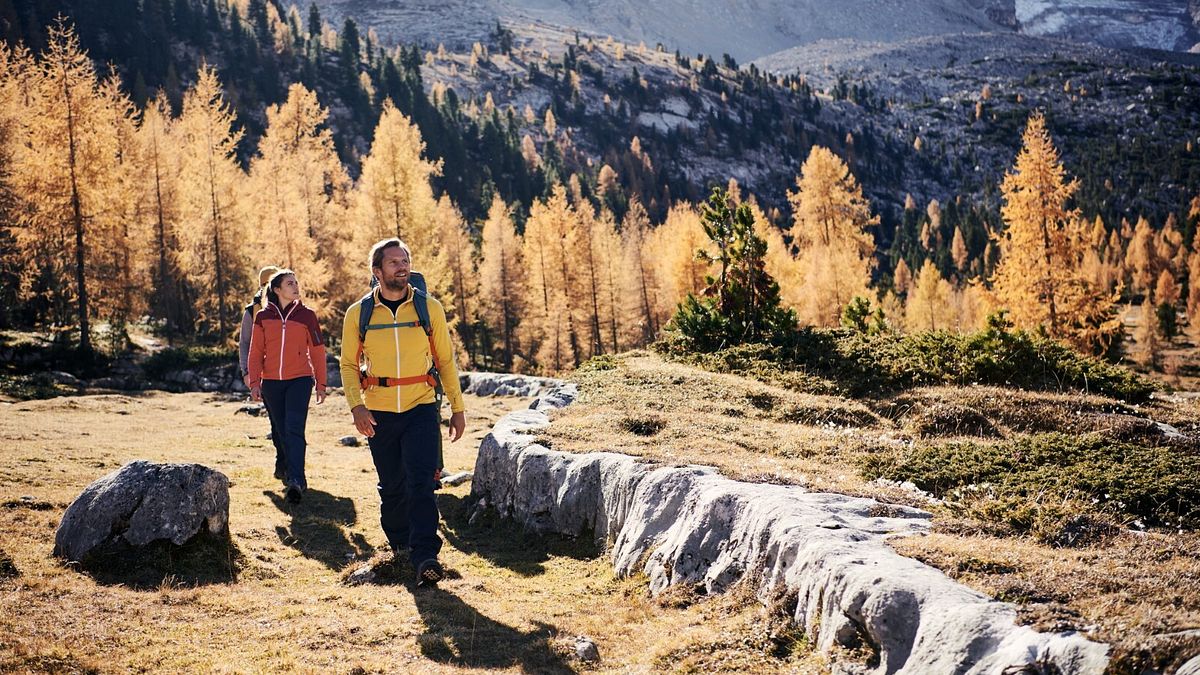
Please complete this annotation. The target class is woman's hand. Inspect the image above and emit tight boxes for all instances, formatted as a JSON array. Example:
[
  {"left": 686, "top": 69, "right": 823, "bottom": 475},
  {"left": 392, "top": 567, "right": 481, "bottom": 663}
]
[
  {"left": 315, "top": 386, "right": 327, "bottom": 404},
  {"left": 250, "top": 384, "right": 262, "bottom": 401}
]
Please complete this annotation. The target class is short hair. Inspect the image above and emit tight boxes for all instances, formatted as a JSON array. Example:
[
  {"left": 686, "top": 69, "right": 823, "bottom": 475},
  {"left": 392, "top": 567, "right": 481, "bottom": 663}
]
[
  {"left": 258, "top": 265, "right": 281, "bottom": 286},
  {"left": 369, "top": 238, "right": 411, "bottom": 271}
]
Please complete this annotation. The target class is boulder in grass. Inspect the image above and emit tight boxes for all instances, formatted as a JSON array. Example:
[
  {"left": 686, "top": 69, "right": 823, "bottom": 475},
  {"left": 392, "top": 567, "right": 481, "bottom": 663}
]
[{"left": 53, "top": 460, "right": 230, "bottom": 564}]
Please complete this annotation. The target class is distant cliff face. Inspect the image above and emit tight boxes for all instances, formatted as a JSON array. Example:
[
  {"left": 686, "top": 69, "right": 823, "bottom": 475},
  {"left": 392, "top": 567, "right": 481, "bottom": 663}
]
[
  {"left": 982, "top": 0, "right": 1019, "bottom": 29},
  {"left": 1015, "top": 0, "right": 1200, "bottom": 52}
]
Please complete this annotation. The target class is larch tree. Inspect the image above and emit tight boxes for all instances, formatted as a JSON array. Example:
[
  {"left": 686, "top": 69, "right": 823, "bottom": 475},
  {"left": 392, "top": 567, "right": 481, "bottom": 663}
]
[
  {"left": 951, "top": 226, "right": 969, "bottom": 274},
  {"left": 477, "top": 195, "right": 525, "bottom": 370},
  {"left": 1125, "top": 216, "right": 1159, "bottom": 295},
  {"left": 248, "top": 83, "right": 342, "bottom": 316},
  {"left": 593, "top": 207, "right": 625, "bottom": 352},
  {"left": 137, "top": 94, "right": 189, "bottom": 337},
  {"left": 14, "top": 23, "right": 122, "bottom": 352},
  {"left": 521, "top": 185, "right": 578, "bottom": 372},
  {"left": 621, "top": 197, "right": 660, "bottom": 347},
  {"left": 648, "top": 202, "right": 711, "bottom": 323},
  {"left": 175, "top": 63, "right": 250, "bottom": 340},
  {"left": 573, "top": 199, "right": 606, "bottom": 358},
  {"left": 0, "top": 42, "right": 35, "bottom": 328},
  {"left": 94, "top": 74, "right": 150, "bottom": 344},
  {"left": 434, "top": 195, "right": 479, "bottom": 366},
  {"left": 905, "top": 260, "right": 953, "bottom": 331},
  {"left": 992, "top": 112, "right": 1075, "bottom": 336},
  {"left": 893, "top": 258, "right": 913, "bottom": 296},
  {"left": 352, "top": 101, "right": 446, "bottom": 298},
  {"left": 749, "top": 198, "right": 803, "bottom": 313},
  {"left": 787, "top": 145, "right": 878, "bottom": 327}
]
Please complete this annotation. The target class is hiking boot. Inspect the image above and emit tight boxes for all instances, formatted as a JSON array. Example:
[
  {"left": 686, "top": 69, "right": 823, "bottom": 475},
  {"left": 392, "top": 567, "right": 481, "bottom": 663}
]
[
  {"left": 416, "top": 559, "right": 444, "bottom": 587},
  {"left": 273, "top": 466, "right": 285, "bottom": 481},
  {"left": 286, "top": 484, "right": 303, "bottom": 504}
]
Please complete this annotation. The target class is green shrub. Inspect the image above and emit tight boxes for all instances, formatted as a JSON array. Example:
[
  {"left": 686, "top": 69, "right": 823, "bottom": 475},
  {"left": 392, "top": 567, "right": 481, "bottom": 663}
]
[
  {"left": 142, "top": 346, "right": 236, "bottom": 380},
  {"left": 660, "top": 319, "right": 1154, "bottom": 403},
  {"left": 859, "top": 433, "right": 1200, "bottom": 538}
]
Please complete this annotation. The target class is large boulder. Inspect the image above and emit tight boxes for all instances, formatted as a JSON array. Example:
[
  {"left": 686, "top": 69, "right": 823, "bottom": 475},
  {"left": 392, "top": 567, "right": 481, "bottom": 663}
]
[
  {"left": 53, "top": 460, "right": 230, "bottom": 563},
  {"left": 471, "top": 385, "right": 1111, "bottom": 674}
]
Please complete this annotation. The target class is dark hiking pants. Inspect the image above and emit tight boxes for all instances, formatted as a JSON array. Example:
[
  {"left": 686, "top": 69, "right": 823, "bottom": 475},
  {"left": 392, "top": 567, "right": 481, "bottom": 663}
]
[
  {"left": 366, "top": 403, "right": 442, "bottom": 565},
  {"left": 260, "top": 376, "right": 313, "bottom": 490},
  {"left": 262, "top": 397, "right": 285, "bottom": 477}
]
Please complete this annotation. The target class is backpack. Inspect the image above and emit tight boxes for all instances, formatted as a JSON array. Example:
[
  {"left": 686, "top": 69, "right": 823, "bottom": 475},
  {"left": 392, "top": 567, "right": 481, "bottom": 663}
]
[{"left": 354, "top": 271, "right": 446, "bottom": 483}]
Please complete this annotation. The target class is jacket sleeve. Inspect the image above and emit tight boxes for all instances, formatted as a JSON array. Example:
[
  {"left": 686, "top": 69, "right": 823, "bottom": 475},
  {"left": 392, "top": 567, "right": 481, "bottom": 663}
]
[
  {"left": 430, "top": 301, "right": 464, "bottom": 414},
  {"left": 246, "top": 314, "right": 265, "bottom": 388},
  {"left": 305, "top": 310, "right": 327, "bottom": 389},
  {"left": 340, "top": 303, "right": 365, "bottom": 410},
  {"left": 237, "top": 308, "right": 253, "bottom": 376}
]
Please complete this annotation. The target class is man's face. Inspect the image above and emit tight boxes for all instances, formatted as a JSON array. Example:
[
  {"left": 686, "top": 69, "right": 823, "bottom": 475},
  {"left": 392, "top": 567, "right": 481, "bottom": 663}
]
[{"left": 375, "top": 245, "right": 411, "bottom": 292}]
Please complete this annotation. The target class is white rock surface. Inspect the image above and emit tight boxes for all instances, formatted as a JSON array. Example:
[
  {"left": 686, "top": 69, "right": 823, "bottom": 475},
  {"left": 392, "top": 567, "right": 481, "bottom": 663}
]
[
  {"left": 470, "top": 384, "right": 1111, "bottom": 673},
  {"left": 459, "top": 371, "right": 559, "bottom": 398}
]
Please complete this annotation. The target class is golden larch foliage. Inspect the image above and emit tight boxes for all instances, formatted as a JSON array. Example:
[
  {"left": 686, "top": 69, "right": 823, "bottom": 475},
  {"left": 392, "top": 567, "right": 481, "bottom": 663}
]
[
  {"left": 787, "top": 145, "right": 877, "bottom": 327},
  {"left": 175, "top": 63, "right": 250, "bottom": 339},
  {"left": 477, "top": 196, "right": 526, "bottom": 370}
]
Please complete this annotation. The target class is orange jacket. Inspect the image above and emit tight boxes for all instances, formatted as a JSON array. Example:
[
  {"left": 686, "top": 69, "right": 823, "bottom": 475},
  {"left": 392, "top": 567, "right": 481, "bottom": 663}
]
[{"left": 247, "top": 300, "right": 327, "bottom": 388}]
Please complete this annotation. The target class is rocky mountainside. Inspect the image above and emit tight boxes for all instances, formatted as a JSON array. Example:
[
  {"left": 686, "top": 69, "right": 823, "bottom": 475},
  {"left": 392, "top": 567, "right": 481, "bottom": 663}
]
[
  {"left": 1016, "top": 0, "right": 1200, "bottom": 52},
  {"left": 312, "top": 0, "right": 1011, "bottom": 60},
  {"left": 314, "top": 0, "right": 1200, "bottom": 59}
]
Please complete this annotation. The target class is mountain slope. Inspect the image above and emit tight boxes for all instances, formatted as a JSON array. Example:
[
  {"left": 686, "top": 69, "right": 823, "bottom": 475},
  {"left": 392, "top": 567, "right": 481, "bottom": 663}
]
[
  {"left": 312, "top": 0, "right": 1010, "bottom": 61},
  {"left": 1016, "top": 0, "right": 1200, "bottom": 52}
]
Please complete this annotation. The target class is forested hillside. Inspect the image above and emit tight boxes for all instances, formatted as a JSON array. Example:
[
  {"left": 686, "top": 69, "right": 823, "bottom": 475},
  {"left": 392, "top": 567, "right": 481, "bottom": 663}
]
[{"left": 1, "top": 0, "right": 1198, "bottom": 378}]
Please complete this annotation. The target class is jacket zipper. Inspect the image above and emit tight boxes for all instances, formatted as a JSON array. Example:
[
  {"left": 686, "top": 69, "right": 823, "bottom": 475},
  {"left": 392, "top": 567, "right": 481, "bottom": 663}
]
[
  {"left": 391, "top": 298, "right": 402, "bottom": 410},
  {"left": 273, "top": 301, "right": 298, "bottom": 379}
]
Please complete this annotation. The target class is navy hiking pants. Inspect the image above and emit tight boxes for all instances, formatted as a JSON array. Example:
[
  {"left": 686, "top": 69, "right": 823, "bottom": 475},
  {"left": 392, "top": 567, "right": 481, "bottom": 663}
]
[
  {"left": 260, "top": 376, "right": 313, "bottom": 490},
  {"left": 366, "top": 403, "right": 442, "bottom": 564}
]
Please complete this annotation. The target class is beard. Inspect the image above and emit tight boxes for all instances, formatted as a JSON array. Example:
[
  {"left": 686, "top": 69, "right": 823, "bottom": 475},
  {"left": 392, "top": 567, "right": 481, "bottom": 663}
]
[{"left": 381, "top": 274, "right": 407, "bottom": 293}]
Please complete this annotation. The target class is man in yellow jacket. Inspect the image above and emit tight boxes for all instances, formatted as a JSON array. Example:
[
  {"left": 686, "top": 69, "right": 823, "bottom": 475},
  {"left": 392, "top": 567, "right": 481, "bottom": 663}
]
[{"left": 340, "top": 238, "right": 466, "bottom": 586}]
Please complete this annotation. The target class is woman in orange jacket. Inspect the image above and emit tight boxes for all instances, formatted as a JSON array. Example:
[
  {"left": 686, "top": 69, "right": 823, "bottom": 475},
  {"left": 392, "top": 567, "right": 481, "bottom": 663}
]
[{"left": 246, "top": 269, "right": 327, "bottom": 504}]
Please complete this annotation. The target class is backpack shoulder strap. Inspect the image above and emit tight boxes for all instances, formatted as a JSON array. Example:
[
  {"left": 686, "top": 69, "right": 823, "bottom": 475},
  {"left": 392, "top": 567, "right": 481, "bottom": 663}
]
[{"left": 357, "top": 291, "right": 375, "bottom": 344}]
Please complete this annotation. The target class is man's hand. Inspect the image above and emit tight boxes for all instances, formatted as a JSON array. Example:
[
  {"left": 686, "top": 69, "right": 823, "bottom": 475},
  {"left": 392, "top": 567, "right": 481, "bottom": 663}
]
[
  {"left": 250, "top": 384, "right": 262, "bottom": 402},
  {"left": 315, "top": 386, "right": 327, "bottom": 405},
  {"left": 352, "top": 405, "right": 377, "bottom": 438},
  {"left": 448, "top": 411, "right": 465, "bottom": 442}
]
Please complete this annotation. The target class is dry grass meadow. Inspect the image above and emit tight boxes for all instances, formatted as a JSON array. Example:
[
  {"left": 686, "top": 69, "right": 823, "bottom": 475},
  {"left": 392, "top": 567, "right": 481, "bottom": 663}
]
[{"left": 0, "top": 387, "right": 826, "bottom": 674}]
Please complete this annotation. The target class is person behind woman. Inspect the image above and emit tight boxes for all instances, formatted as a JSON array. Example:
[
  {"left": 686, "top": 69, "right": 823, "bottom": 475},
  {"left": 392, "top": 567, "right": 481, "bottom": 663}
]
[
  {"left": 239, "top": 265, "right": 286, "bottom": 480},
  {"left": 246, "top": 270, "right": 328, "bottom": 503}
]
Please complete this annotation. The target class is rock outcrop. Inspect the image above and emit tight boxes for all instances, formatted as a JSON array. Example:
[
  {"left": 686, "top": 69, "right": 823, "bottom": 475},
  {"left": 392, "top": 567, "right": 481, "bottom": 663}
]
[
  {"left": 54, "top": 460, "right": 230, "bottom": 563},
  {"left": 459, "top": 372, "right": 558, "bottom": 398},
  {"left": 470, "top": 384, "right": 1110, "bottom": 673}
]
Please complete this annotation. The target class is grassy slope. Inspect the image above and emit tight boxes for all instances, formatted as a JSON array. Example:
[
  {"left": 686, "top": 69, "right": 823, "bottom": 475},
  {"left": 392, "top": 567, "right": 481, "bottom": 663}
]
[{"left": 0, "top": 390, "right": 824, "bottom": 674}]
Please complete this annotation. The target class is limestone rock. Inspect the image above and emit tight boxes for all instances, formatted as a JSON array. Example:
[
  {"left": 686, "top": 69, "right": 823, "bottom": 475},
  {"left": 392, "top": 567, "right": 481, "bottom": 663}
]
[
  {"left": 459, "top": 372, "right": 561, "bottom": 398},
  {"left": 574, "top": 636, "right": 600, "bottom": 662},
  {"left": 53, "top": 460, "right": 230, "bottom": 563},
  {"left": 440, "top": 471, "right": 472, "bottom": 487},
  {"left": 470, "top": 386, "right": 1110, "bottom": 674}
]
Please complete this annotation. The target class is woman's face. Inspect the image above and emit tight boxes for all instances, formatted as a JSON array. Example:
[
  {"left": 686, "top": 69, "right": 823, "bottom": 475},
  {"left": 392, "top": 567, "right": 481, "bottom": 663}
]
[{"left": 275, "top": 274, "right": 300, "bottom": 304}]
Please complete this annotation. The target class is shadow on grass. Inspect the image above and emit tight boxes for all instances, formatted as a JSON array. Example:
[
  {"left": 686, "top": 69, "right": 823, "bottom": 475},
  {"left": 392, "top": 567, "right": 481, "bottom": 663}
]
[
  {"left": 78, "top": 529, "right": 243, "bottom": 589},
  {"left": 436, "top": 492, "right": 601, "bottom": 577},
  {"left": 267, "top": 489, "right": 372, "bottom": 570},
  {"left": 411, "top": 585, "right": 575, "bottom": 673}
]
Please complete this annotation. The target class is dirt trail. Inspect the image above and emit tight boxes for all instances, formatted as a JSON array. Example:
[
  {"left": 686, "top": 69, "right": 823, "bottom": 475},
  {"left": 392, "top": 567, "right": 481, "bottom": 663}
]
[{"left": 0, "top": 391, "right": 817, "bottom": 673}]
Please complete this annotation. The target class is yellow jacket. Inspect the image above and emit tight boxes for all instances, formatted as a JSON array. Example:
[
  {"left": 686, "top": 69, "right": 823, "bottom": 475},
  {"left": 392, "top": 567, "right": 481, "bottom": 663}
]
[{"left": 339, "top": 286, "right": 465, "bottom": 414}]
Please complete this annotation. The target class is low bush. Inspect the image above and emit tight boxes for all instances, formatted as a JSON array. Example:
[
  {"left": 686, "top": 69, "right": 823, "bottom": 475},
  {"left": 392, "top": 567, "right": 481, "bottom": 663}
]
[
  {"left": 859, "top": 433, "right": 1200, "bottom": 541},
  {"left": 659, "top": 318, "right": 1154, "bottom": 403}
]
